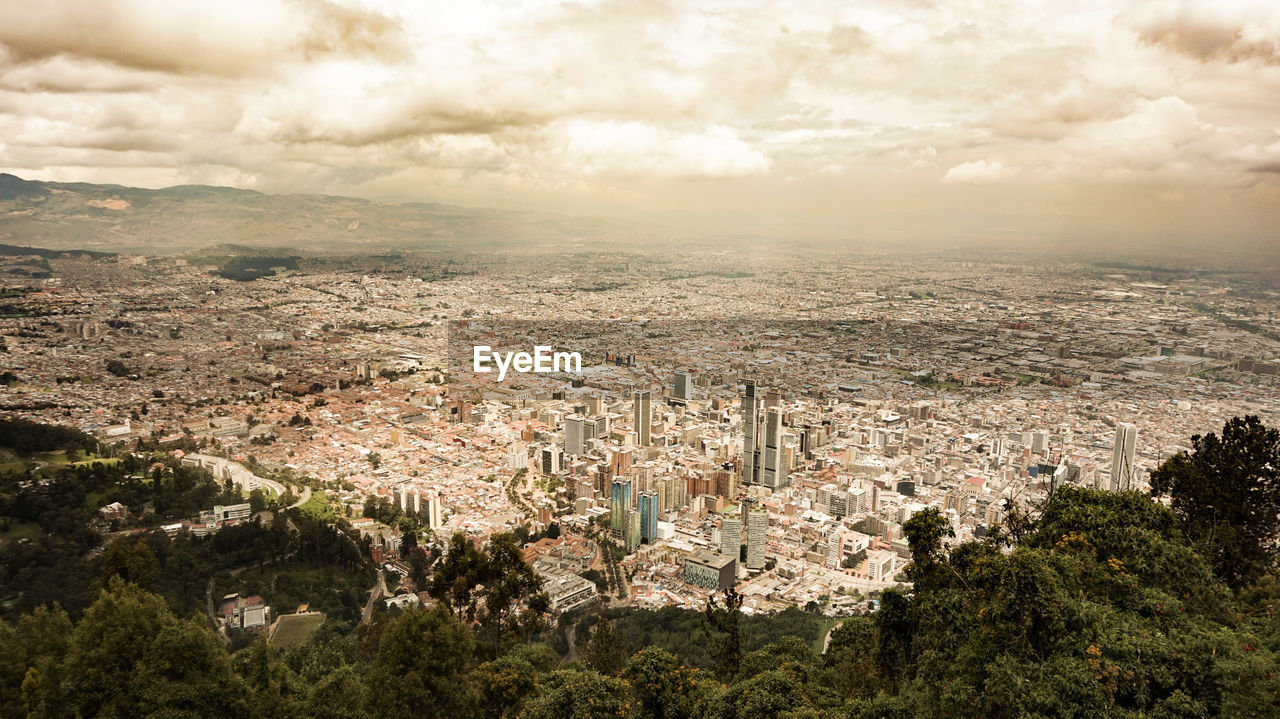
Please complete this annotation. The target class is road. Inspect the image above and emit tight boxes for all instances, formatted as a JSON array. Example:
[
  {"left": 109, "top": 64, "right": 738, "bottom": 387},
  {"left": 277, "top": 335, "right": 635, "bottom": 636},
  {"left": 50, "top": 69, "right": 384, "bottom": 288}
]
[
  {"left": 288, "top": 485, "right": 311, "bottom": 509},
  {"left": 361, "top": 564, "right": 390, "bottom": 623},
  {"left": 822, "top": 622, "right": 842, "bottom": 654}
]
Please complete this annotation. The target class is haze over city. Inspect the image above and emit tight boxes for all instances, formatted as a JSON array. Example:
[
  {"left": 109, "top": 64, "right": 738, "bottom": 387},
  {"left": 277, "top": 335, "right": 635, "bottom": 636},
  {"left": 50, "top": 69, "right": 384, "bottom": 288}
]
[{"left": 2, "top": 0, "right": 1280, "bottom": 250}]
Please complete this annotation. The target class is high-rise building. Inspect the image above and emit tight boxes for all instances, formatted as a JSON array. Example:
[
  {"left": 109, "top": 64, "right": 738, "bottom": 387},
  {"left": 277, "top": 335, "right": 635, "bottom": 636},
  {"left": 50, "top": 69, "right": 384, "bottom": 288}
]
[
  {"left": 826, "top": 488, "right": 849, "bottom": 518},
  {"left": 826, "top": 527, "right": 846, "bottom": 569},
  {"left": 426, "top": 494, "right": 444, "bottom": 530},
  {"left": 655, "top": 476, "right": 686, "bottom": 512},
  {"left": 623, "top": 508, "right": 642, "bottom": 552},
  {"left": 761, "top": 406, "right": 788, "bottom": 489},
  {"left": 746, "top": 508, "right": 767, "bottom": 570},
  {"left": 633, "top": 389, "right": 652, "bottom": 446},
  {"left": 1032, "top": 431, "right": 1049, "bottom": 454},
  {"left": 713, "top": 467, "right": 738, "bottom": 498},
  {"left": 638, "top": 490, "right": 659, "bottom": 543},
  {"left": 611, "top": 479, "right": 632, "bottom": 535},
  {"left": 564, "top": 414, "right": 585, "bottom": 456},
  {"left": 673, "top": 370, "right": 693, "bottom": 400},
  {"left": 611, "top": 447, "right": 633, "bottom": 478},
  {"left": 1111, "top": 423, "right": 1137, "bottom": 491},
  {"left": 741, "top": 380, "right": 759, "bottom": 484},
  {"left": 720, "top": 516, "right": 742, "bottom": 557},
  {"left": 540, "top": 446, "right": 561, "bottom": 476}
]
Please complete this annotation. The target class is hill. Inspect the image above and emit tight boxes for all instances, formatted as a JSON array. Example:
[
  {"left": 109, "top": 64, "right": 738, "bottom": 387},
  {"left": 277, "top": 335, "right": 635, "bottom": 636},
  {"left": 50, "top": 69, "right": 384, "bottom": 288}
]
[{"left": 0, "top": 173, "right": 682, "bottom": 255}]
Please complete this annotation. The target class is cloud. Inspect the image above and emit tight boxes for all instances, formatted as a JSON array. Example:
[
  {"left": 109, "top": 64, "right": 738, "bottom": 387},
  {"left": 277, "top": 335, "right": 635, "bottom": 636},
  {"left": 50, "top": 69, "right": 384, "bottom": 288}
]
[
  {"left": 1131, "top": 1, "right": 1280, "bottom": 65},
  {"left": 549, "top": 120, "right": 772, "bottom": 179},
  {"left": 0, "top": 0, "right": 1278, "bottom": 242},
  {"left": 943, "top": 160, "right": 1013, "bottom": 184},
  {"left": 0, "top": 0, "right": 407, "bottom": 76}
]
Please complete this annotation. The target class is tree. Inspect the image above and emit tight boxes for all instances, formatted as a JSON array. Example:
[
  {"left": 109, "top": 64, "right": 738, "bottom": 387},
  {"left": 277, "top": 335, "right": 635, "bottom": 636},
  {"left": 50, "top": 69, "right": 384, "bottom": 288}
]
[
  {"left": 248, "top": 488, "right": 268, "bottom": 513},
  {"left": 0, "top": 605, "right": 73, "bottom": 718},
  {"left": 702, "top": 587, "right": 743, "bottom": 681},
  {"left": 429, "top": 533, "right": 488, "bottom": 620},
  {"left": 105, "top": 359, "right": 131, "bottom": 377},
  {"left": 232, "top": 638, "right": 304, "bottom": 719},
  {"left": 822, "top": 617, "right": 880, "bottom": 701},
  {"left": 1151, "top": 415, "right": 1280, "bottom": 590},
  {"left": 901, "top": 507, "right": 953, "bottom": 587},
  {"left": 129, "top": 616, "right": 249, "bottom": 718},
  {"left": 580, "top": 619, "right": 624, "bottom": 676},
  {"left": 305, "top": 664, "right": 367, "bottom": 719},
  {"left": 520, "top": 669, "right": 630, "bottom": 719},
  {"left": 478, "top": 533, "right": 548, "bottom": 650},
  {"left": 62, "top": 578, "right": 177, "bottom": 717},
  {"left": 429, "top": 533, "right": 548, "bottom": 654},
  {"left": 99, "top": 535, "right": 158, "bottom": 588},
  {"left": 624, "top": 646, "right": 702, "bottom": 719},
  {"left": 365, "top": 605, "right": 477, "bottom": 718},
  {"left": 399, "top": 521, "right": 419, "bottom": 551},
  {"left": 474, "top": 641, "right": 559, "bottom": 716}
]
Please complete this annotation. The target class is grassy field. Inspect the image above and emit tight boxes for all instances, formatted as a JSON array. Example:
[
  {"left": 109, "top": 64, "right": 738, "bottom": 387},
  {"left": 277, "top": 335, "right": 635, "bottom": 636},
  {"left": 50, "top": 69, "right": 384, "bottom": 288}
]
[
  {"left": 297, "top": 491, "right": 337, "bottom": 522},
  {"left": 0, "top": 520, "right": 44, "bottom": 542},
  {"left": 0, "top": 450, "right": 122, "bottom": 474},
  {"left": 812, "top": 617, "right": 841, "bottom": 653},
  {"left": 268, "top": 612, "right": 325, "bottom": 650}
]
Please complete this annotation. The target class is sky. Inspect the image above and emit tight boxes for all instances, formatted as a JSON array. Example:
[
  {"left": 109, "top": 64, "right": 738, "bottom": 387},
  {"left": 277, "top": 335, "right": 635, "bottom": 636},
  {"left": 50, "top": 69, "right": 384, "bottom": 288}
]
[{"left": 1, "top": 0, "right": 1279, "bottom": 248}]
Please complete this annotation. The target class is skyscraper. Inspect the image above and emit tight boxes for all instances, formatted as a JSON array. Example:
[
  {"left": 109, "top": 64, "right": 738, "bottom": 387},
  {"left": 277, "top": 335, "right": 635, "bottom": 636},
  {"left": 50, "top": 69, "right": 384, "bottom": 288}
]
[
  {"left": 1111, "top": 423, "right": 1137, "bottom": 491},
  {"left": 720, "top": 516, "right": 742, "bottom": 557},
  {"left": 761, "top": 405, "right": 788, "bottom": 489},
  {"left": 639, "top": 490, "right": 659, "bottom": 543},
  {"left": 564, "top": 414, "right": 585, "bottom": 456},
  {"left": 540, "top": 446, "right": 561, "bottom": 476},
  {"left": 611, "top": 479, "right": 632, "bottom": 535},
  {"left": 741, "top": 379, "right": 759, "bottom": 484},
  {"left": 673, "top": 370, "right": 692, "bottom": 400},
  {"left": 633, "top": 389, "right": 651, "bottom": 446},
  {"left": 746, "top": 508, "right": 767, "bottom": 570},
  {"left": 624, "top": 508, "right": 642, "bottom": 552},
  {"left": 426, "top": 494, "right": 443, "bottom": 530}
]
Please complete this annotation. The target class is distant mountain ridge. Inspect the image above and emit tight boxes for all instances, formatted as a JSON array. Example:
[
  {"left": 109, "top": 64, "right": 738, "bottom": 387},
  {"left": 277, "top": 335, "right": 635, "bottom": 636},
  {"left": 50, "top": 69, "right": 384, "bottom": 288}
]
[{"left": 0, "top": 173, "right": 676, "bottom": 255}]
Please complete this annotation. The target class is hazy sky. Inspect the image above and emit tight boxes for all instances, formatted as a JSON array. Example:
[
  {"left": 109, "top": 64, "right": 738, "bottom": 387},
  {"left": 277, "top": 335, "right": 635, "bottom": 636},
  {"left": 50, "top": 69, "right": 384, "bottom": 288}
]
[{"left": 1, "top": 0, "right": 1279, "bottom": 246}]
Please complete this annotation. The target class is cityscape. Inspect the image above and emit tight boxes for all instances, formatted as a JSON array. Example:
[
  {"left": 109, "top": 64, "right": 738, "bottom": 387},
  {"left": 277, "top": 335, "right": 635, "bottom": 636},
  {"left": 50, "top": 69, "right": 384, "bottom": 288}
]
[
  {"left": 3, "top": 236, "right": 1278, "bottom": 615},
  {"left": 2, "top": 0, "right": 1280, "bottom": 716}
]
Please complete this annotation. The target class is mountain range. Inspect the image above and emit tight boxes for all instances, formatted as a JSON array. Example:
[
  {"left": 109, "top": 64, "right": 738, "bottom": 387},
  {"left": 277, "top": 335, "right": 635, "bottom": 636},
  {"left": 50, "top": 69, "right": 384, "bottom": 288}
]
[{"left": 0, "top": 173, "right": 677, "bottom": 255}]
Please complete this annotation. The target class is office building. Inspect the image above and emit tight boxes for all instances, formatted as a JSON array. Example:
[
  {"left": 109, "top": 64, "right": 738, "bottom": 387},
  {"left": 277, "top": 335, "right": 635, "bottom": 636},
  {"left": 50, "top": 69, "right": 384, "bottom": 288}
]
[
  {"left": 639, "top": 490, "right": 659, "bottom": 543},
  {"left": 633, "top": 389, "right": 652, "bottom": 446},
  {"left": 720, "top": 516, "right": 742, "bottom": 557},
  {"left": 540, "top": 446, "right": 561, "bottom": 476},
  {"left": 683, "top": 550, "right": 736, "bottom": 591},
  {"left": 746, "top": 508, "right": 767, "bottom": 570},
  {"left": 761, "top": 406, "right": 788, "bottom": 489},
  {"left": 741, "top": 379, "right": 759, "bottom": 484},
  {"left": 611, "top": 479, "right": 632, "bottom": 535},
  {"left": 426, "top": 494, "right": 443, "bottom": 530},
  {"left": 674, "top": 370, "right": 693, "bottom": 400},
  {"left": 564, "top": 414, "right": 585, "bottom": 456},
  {"left": 1111, "top": 423, "right": 1137, "bottom": 491},
  {"left": 624, "top": 508, "right": 641, "bottom": 553},
  {"left": 868, "top": 549, "right": 897, "bottom": 581}
]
